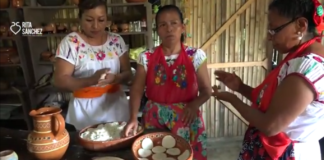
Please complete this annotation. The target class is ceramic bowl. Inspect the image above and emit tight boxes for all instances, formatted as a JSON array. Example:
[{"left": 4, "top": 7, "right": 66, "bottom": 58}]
[
  {"left": 78, "top": 122, "right": 144, "bottom": 152},
  {"left": 0, "top": 150, "right": 18, "bottom": 160},
  {"left": 132, "top": 132, "right": 193, "bottom": 160}
]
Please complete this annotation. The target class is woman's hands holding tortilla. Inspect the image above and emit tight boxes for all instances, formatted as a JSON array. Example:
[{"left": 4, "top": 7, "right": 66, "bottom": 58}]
[
  {"left": 214, "top": 70, "right": 243, "bottom": 92},
  {"left": 92, "top": 68, "right": 117, "bottom": 86},
  {"left": 213, "top": 70, "right": 242, "bottom": 103}
]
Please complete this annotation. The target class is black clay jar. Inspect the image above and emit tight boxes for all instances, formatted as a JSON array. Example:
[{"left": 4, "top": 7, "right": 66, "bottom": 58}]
[{"left": 37, "top": 0, "right": 66, "bottom": 6}]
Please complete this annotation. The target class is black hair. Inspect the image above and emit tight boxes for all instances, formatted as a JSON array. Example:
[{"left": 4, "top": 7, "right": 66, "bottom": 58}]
[
  {"left": 155, "top": 5, "right": 185, "bottom": 42},
  {"left": 269, "top": 0, "right": 318, "bottom": 34},
  {"left": 78, "top": 0, "right": 107, "bottom": 18}
]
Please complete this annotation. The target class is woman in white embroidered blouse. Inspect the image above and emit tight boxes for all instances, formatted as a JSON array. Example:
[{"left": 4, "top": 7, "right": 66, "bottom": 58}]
[
  {"left": 212, "top": 0, "right": 324, "bottom": 159},
  {"left": 53, "top": 0, "right": 132, "bottom": 130}
]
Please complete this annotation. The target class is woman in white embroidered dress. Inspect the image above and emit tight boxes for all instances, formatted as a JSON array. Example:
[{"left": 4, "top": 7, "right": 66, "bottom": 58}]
[{"left": 54, "top": 0, "right": 132, "bottom": 130}]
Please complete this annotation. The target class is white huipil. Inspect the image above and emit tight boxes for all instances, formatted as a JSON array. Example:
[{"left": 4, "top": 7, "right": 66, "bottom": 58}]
[
  {"left": 55, "top": 32, "right": 130, "bottom": 130},
  {"left": 272, "top": 53, "right": 324, "bottom": 159}
]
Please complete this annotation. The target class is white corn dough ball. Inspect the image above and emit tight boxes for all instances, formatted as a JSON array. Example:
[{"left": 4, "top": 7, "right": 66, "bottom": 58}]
[
  {"left": 141, "top": 138, "right": 154, "bottom": 150},
  {"left": 138, "top": 148, "right": 152, "bottom": 158}
]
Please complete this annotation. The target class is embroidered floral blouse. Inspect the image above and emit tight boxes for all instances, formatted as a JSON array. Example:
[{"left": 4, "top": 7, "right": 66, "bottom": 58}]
[
  {"left": 55, "top": 32, "right": 127, "bottom": 79},
  {"left": 137, "top": 46, "right": 207, "bottom": 71}
]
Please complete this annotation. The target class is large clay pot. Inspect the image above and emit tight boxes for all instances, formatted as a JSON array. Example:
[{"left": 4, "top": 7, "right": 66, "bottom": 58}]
[
  {"left": 11, "top": 0, "right": 24, "bottom": 7},
  {"left": 27, "top": 107, "right": 70, "bottom": 160},
  {"left": 0, "top": 0, "right": 9, "bottom": 8}
]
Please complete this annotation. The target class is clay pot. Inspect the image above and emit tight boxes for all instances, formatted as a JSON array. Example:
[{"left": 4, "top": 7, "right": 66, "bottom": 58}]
[
  {"left": 110, "top": 24, "right": 118, "bottom": 33},
  {"left": 11, "top": 0, "right": 24, "bottom": 8},
  {"left": 56, "top": 24, "right": 67, "bottom": 33},
  {"left": 0, "top": 47, "right": 17, "bottom": 64},
  {"left": 27, "top": 107, "right": 70, "bottom": 160},
  {"left": 0, "top": 150, "right": 18, "bottom": 160},
  {"left": 78, "top": 122, "right": 144, "bottom": 151},
  {"left": 0, "top": 0, "right": 9, "bottom": 8},
  {"left": 70, "top": 25, "right": 78, "bottom": 32},
  {"left": 10, "top": 55, "right": 20, "bottom": 64},
  {"left": 0, "top": 25, "right": 8, "bottom": 37},
  {"left": 40, "top": 51, "right": 53, "bottom": 61},
  {"left": 71, "top": 0, "right": 78, "bottom": 5},
  {"left": 120, "top": 23, "right": 129, "bottom": 32},
  {"left": 132, "top": 132, "right": 193, "bottom": 160},
  {"left": 43, "top": 23, "right": 56, "bottom": 33},
  {"left": 49, "top": 55, "right": 55, "bottom": 63}
]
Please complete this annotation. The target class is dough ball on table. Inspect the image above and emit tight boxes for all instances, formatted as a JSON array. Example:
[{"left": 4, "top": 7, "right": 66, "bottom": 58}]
[
  {"left": 162, "top": 135, "right": 176, "bottom": 148},
  {"left": 141, "top": 138, "right": 154, "bottom": 150},
  {"left": 166, "top": 148, "right": 181, "bottom": 156},
  {"left": 152, "top": 153, "right": 167, "bottom": 160},
  {"left": 177, "top": 150, "right": 190, "bottom": 160},
  {"left": 138, "top": 148, "right": 152, "bottom": 158},
  {"left": 152, "top": 146, "right": 166, "bottom": 154}
]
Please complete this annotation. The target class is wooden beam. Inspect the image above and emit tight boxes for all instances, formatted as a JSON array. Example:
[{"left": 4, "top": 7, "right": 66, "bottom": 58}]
[
  {"left": 218, "top": 100, "right": 249, "bottom": 125},
  {"left": 207, "top": 58, "right": 268, "bottom": 69},
  {"left": 201, "top": 0, "right": 256, "bottom": 51}
]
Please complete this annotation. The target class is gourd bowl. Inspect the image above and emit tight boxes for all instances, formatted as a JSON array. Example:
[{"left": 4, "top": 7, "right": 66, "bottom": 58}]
[{"left": 78, "top": 122, "right": 144, "bottom": 152}]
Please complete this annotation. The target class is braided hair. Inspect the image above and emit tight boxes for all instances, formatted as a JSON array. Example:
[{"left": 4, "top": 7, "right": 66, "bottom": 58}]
[{"left": 269, "top": 0, "right": 317, "bottom": 34}]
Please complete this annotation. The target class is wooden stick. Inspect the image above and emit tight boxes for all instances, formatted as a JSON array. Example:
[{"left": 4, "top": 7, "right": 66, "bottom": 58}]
[
  {"left": 207, "top": 58, "right": 268, "bottom": 69},
  {"left": 217, "top": 100, "right": 249, "bottom": 125},
  {"left": 200, "top": 0, "right": 256, "bottom": 51}
]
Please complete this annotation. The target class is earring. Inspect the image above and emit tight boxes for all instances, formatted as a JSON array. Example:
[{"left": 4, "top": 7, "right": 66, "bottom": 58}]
[{"left": 298, "top": 31, "right": 303, "bottom": 40}]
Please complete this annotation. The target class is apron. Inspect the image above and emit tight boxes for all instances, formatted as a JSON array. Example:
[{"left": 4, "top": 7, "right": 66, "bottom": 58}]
[
  {"left": 240, "top": 38, "right": 322, "bottom": 160},
  {"left": 143, "top": 44, "right": 207, "bottom": 160}
]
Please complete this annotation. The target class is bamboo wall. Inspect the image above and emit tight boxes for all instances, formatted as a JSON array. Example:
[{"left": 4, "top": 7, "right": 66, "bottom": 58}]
[
  {"left": 182, "top": 0, "right": 272, "bottom": 138},
  {"left": 44, "top": 0, "right": 272, "bottom": 138}
]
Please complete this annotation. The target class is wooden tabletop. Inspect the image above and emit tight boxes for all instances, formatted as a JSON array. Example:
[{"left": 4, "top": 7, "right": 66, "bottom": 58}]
[{"left": 0, "top": 127, "right": 162, "bottom": 160}]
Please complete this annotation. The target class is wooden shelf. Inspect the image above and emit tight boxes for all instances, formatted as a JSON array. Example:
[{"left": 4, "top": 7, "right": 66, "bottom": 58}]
[
  {"left": 0, "top": 89, "right": 17, "bottom": 95},
  {"left": 0, "top": 64, "right": 21, "bottom": 67},
  {"left": 25, "top": 31, "right": 147, "bottom": 38},
  {"left": 0, "top": 36, "right": 16, "bottom": 40},
  {"left": 38, "top": 61, "right": 53, "bottom": 65},
  {"left": 23, "top": 2, "right": 147, "bottom": 9},
  {"left": 0, "top": 87, "right": 27, "bottom": 96},
  {"left": 0, "top": 8, "right": 20, "bottom": 11}
]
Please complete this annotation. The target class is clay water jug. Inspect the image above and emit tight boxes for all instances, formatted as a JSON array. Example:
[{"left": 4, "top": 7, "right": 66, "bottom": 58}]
[{"left": 27, "top": 107, "right": 70, "bottom": 160}]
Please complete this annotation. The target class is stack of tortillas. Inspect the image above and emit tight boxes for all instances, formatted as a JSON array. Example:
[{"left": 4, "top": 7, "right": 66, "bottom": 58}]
[{"left": 137, "top": 135, "right": 190, "bottom": 160}]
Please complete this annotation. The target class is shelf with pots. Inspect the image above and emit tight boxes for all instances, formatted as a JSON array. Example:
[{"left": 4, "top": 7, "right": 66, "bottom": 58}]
[{"left": 0, "top": 0, "right": 35, "bottom": 130}]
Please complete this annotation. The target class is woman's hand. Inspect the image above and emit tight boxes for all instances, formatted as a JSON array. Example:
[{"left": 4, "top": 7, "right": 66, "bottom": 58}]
[
  {"left": 212, "top": 85, "right": 238, "bottom": 103},
  {"left": 181, "top": 103, "right": 199, "bottom": 126},
  {"left": 98, "top": 73, "right": 118, "bottom": 86},
  {"left": 123, "top": 118, "right": 138, "bottom": 137},
  {"left": 214, "top": 70, "right": 243, "bottom": 92},
  {"left": 91, "top": 68, "right": 119, "bottom": 87}
]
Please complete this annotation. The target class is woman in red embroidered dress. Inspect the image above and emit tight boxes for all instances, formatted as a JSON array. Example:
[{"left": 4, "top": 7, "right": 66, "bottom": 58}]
[
  {"left": 123, "top": 5, "right": 211, "bottom": 160},
  {"left": 213, "top": 0, "right": 324, "bottom": 159}
]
